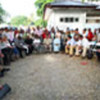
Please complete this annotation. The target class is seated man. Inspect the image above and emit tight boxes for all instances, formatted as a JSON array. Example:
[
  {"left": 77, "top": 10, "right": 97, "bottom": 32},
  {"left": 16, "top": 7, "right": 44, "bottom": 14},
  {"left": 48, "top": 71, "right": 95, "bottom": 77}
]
[
  {"left": 14, "top": 35, "right": 27, "bottom": 57},
  {"left": 81, "top": 36, "right": 90, "bottom": 58},
  {"left": 95, "top": 29, "right": 100, "bottom": 61},
  {"left": 65, "top": 35, "right": 72, "bottom": 54},
  {"left": 65, "top": 35, "right": 76, "bottom": 56},
  {"left": 33, "top": 35, "right": 41, "bottom": 52},
  {"left": 96, "top": 46, "right": 100, "bottom": 61},
  {"left": 43, "top": 35, "right": 52, "bottom": 53},
  {"left": 25, "top": 35, "right": 33, "bottom": 54},
  {"left": 0, "top": 36, "right": 13, "bottom": 65},
  {"left": 0, "top": 48, "right": 10, "bottom": 77},
  {"left": 75, "top": 35, "right": 83, "bottom": 56},
  {"left": 53, "top": 36, "right": 61, "bottom": 53}
]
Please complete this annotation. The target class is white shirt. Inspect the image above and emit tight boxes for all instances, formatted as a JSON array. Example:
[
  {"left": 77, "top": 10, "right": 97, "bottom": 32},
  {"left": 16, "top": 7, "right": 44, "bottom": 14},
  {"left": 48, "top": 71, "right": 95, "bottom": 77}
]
[
  {"left": 67, "top": 38, "right": 76, "bottom": 46},
  {"left": 82, "top": 38, "right": 89, "bottom": 48},
  {"left": 35, "top": 29, "right": 43, "bottom": 36},
  {"left": 33, "top": 39, "right": 41, "bottom": 44},
  {"left": 76, "top": 40, "right": 82, "bottom": 46}
]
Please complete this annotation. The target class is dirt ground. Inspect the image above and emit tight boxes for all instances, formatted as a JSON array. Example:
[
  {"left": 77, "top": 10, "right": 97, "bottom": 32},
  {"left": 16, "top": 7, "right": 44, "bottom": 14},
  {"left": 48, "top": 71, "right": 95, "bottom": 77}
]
[{"left": 0, "top": 54, "right": 100, "bottom": 100}]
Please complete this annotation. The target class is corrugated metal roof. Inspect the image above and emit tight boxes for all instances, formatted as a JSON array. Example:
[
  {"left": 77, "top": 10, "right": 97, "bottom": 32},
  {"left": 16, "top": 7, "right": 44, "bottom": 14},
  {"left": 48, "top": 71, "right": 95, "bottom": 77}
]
[{"left": 49, "top": 1, "right": 97, "bottom": 7}]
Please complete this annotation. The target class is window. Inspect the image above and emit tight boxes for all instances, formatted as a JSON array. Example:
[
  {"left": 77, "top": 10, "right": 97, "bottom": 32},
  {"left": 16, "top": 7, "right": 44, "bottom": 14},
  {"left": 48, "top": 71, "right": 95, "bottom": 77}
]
[
  {"left": 70, "top": 18, "right": 74, "bottom": 22},
  {"left": 60, "top": 18, "right": 64, "bottom": 22},
  {"left": 60, "top": 17, "right": 79, "bottom": 23},
  {"left": 65, "top": 18, "right": 69, "bottom": 22},
  {"left": 75, "top": 18, "right": 79, "bottom": 22}
]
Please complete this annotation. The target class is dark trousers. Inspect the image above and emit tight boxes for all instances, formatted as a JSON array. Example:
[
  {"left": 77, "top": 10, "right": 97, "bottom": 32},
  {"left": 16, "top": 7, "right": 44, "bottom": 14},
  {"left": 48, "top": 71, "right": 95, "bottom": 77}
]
[
  {"left": 28, "top": 45, "right": 34, "bottom": 54},
  {"left": 2, "top": 48, "right": 13, "bottom": 65},
  {"left": 16, "top": 47, "right": 26, "bottom": 57},
  {"left": 96, "top": 52, "right": 100, "bottom": 61}
]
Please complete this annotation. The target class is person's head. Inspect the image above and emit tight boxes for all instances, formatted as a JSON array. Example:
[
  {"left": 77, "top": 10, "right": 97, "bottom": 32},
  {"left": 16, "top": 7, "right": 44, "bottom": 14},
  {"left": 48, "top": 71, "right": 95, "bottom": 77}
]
[
  {"left": 79, "top": 35, "right": 83, "bottom": 40},
  {"left": 5, "top": 27, "right": 8, "bottom": 32},
  {"left": 32, "top": 27, "right": 35, "bottom": 31},
  {"left": 83, "top": 28, "right": 87, "bottom": 34},
  {"left": 26, "top": 35, "right": 30, "bottom": 39},
  {"left": 0, "top": 28, "right": 3, "bottom": 34},
  {"left": 18, "top": 36, "right": 22, "bottom": 40},
  {"left": 98, "top": 28, "right": 100, "bottom": 33},
  {"left": 31, "top": 33, "right": 34, "bottom": 37},
  {"left": 88, "top": 28, "right": 91, "bottom": 32},
  {"left": 51, "top": 27, "right": 55, "bottom": 33},
  {"left": 46, "top": 34, "right": 49, "bottom": 39},
  {"left": 74, "top": 34, "right": 79, "bottom": 41},
  {"left": 67, "top": 35, "right": 72, "bottom": 40},
  {"left": 35, "top": 35, "right": 39, "bottom": 39},
  {"left": 37, "top": 26, "right": 40, "bottom": 30},
  {"left": 75, "top": 28, "right": 79, "bottom": 34}
]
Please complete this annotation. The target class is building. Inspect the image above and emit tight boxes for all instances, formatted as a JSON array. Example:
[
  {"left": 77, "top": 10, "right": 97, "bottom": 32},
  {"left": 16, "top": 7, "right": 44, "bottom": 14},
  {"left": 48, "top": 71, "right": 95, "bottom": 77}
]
[{"left": 44, "top": 0, "right": 100, "bottom": 32}]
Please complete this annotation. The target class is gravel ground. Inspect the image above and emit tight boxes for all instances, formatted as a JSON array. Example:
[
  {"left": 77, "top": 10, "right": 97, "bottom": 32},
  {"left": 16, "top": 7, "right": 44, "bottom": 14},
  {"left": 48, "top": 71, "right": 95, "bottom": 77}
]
[{"left": 0, "top": 54, "right": 100, "bottom": 100}]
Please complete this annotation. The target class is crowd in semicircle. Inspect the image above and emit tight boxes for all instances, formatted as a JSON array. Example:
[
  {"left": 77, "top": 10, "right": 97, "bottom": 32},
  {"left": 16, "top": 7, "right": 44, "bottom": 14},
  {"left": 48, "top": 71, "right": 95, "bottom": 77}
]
[{"left": 0, "top": 26, "right": 100, "bottom": 77}]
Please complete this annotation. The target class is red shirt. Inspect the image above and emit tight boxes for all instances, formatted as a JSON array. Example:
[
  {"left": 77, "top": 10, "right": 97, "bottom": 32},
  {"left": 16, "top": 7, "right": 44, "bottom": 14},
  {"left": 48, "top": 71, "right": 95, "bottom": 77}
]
[{"left": 87, "top": 31, "right": 94, "bottom": 41}]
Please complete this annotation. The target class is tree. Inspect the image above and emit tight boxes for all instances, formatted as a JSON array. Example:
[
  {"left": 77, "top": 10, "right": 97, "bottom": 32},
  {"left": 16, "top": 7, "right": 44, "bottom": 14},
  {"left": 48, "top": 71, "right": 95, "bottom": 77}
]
[
  {"left": 0, "top": 4, "right": 6, "bottom": 23},
  {"left": 11, "top": 16, "right": 32, "bottom": 26},
  {"left": 35, "top": 0, "right": 54, "bottom": 27},
  {"left": 35, "top": 18, "right": 47, "bottom": 27},
  {"left": 35, "top": 0, "right": 54, "bottom": 17}
]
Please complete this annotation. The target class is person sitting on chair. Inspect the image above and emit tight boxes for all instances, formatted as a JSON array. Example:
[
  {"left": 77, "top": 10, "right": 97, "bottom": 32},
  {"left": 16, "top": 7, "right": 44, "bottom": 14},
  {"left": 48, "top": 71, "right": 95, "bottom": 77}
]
[
  {"left": 53, "top": 35, "right": 61, "bottom": 53},
  {"left": 43, "top": 34, "right": 52, "bottom": 53}
]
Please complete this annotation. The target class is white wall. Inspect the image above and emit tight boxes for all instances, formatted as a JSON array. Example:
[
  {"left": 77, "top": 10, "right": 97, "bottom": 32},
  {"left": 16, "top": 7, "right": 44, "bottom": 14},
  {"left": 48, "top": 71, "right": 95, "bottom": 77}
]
[
  {"left": 47, "top": 9, "right": 86, "bottom": 32},
  {"left": 45, "top": 8, "right": 100, "bottom": 32}
]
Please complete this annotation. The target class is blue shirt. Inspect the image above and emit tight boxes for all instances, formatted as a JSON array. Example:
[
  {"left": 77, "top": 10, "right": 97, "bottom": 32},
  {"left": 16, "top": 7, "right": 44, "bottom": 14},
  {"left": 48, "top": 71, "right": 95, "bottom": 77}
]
[{"left": 53, "top": 38, "right": 61, "bottom": 52}]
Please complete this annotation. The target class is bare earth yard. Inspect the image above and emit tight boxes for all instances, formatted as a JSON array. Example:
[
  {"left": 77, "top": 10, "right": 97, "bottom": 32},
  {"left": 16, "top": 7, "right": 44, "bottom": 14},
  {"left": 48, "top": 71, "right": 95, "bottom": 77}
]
[{"left": 0, "top": 54, "right": 100, "bottom": 100}]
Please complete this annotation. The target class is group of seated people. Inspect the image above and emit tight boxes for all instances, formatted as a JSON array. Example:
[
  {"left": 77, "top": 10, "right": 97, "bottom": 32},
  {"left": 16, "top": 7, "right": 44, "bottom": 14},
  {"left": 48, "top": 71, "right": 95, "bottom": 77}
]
[
  {"left": 65, "top": 28, "right": 100, "bottom": 60},
  {"left": 0, "top": 26, "right": 100, "bottom": 77}
]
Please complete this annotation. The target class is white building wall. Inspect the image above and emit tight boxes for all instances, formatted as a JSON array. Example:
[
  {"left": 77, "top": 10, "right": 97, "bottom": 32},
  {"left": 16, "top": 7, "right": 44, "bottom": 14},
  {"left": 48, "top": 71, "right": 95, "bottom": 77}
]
[
  {"left": 47, "top": 9, "right": 86, "bottom": 32},
  {"left": 45, "top": 8, "right": 100, "bottom": 32}
]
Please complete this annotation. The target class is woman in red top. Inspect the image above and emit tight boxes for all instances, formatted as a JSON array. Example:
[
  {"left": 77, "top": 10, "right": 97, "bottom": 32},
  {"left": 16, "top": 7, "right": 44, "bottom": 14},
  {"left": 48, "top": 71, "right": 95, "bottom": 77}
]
[
  {"left": 87, "top": 29, "right": 94, "bottom": 41},
  {"left": 42, "top": 28, "right": 49, "bottom": 39}
]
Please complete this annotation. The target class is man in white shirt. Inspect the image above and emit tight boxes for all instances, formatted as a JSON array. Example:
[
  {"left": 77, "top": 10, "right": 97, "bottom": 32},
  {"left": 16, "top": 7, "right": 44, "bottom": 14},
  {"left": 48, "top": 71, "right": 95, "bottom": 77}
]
[
  {"left": 65, "top": 35, "right": 76, "bottom": 56},
  {"left": 75, "top": 35, "right": 82, "bottom": 56},
  {"left": 82, "top": 29, "right": 88, "bottom": 38},
  {"left": 81, "top": 36, "right": 90, "bottom": 58}
]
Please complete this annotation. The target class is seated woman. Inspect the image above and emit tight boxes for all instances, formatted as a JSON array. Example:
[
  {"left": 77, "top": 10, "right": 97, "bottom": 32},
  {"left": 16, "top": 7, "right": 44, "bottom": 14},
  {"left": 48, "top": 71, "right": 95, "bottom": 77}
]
[
  {"left": 43, "top": 34, "right": 52, "bottom": 53},
  {"left": 53, "top": 35, "right": 61, "bottom": 53}
]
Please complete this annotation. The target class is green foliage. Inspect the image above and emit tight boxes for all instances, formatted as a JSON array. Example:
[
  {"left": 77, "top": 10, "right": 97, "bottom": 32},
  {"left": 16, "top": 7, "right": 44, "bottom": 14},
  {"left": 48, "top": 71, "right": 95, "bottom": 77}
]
[
  {"left": 0, "top": 4, "right": 6, "bottom": 23},
  {"left": 35, "top": 0, "right": 53, "bottom": 27},
  {"left": 11, "top": 16, "right": 32, "bottom": 26},
  {"left": 35, "top": 0, "right": 54, "bottom": 17},
  {"left": 35, "top": 18, "right": 47, "bottom": 28}
]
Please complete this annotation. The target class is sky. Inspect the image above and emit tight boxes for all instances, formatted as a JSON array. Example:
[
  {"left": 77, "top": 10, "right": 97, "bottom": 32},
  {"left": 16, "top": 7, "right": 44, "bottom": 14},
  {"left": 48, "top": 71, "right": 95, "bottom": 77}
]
[{"left": 0, "top": 0, "right": 37, "bottom": 22}]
